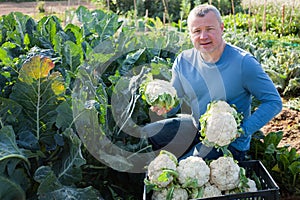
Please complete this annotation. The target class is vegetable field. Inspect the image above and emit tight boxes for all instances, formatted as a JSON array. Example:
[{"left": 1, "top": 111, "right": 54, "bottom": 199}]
[{"left": 0, "top": 0, "right": 299, "bottom": 200}]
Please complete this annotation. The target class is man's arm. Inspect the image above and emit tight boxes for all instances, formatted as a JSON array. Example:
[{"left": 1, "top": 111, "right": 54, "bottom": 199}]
[{"left": 241, "top": 55, "right": 282, "bottom": 136}]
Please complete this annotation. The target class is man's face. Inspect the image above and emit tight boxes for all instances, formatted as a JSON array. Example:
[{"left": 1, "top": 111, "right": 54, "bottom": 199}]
[{"left": 188, "top": 11, "right": 224, "bottom": 55}]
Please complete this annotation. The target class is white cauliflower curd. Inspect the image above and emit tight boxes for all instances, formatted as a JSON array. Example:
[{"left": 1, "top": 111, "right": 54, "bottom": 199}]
[
  {"left": 145, "top": 79, "right": 177, "bottom": 103},
  {"left": 206, "top": 100, "right": 237, "bottom": 115},
  {"left": 151, "top": 187, "right": 188, "bottom": 200},
  {"left": 210, "top": 156, "right": 240, "bottom": 191},
  {"left": 177, "top": 156, "right": 210, "bottom": 188},
  {"left": 144, "top": 150, "right": 258, "bottom": 200},
  {"left": 199, "top": 100, "right": 243, "bottom": 147},
  {"left": 202, "top": 182, "right": 223, "bottom": 198},
  {"left": 205, "top": 112, "right": 238, "bottom": 146},
  {"left": 140, "top": 78, "right": 179, "bottom": 110},
  {"left": 245, "top": 178, "right": 258, "bottom": 192},
  {"left": 147, "top": 150, "right": 178, "bottom": 187}
]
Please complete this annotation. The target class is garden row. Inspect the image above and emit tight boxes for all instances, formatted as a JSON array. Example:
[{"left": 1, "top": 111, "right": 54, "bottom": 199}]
[{"left": 0, "top": 5, "right": 299, "bottom": 199}]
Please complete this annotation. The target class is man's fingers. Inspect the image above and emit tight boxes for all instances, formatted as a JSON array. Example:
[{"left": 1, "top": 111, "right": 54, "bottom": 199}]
[{"left": 150, "top": 106, "right": 168, "bottom": 116}]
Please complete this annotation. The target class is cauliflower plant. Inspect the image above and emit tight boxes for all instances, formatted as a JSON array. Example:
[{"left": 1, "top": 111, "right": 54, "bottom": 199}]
[
  {"left": 146, "top": 150, "right": 178, "bottom": 188},
  {"left": 177, "top": 156, "right": 210, "bottom": 188},
  {"left": 151, "top": 187, "right": 188, "bottom": 200},
  {"left": 140, "top": 77, "right": 179, "bottom": 111},
  {"left": 210, "top": 156, "right": 240, "bottom": 191},
  {"left": 199, "top": 100, "right": 244, "bottom": 148}
]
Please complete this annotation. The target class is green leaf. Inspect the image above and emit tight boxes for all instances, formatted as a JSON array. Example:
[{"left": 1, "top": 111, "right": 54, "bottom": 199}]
[
  {"left": 120, "top": 48, "right": 147, "bottom": 75},
  {"left": 64, "top": 23, "right": 83, "bottom": 46},
  {"left": 76, "top": 6, "right": 121, "bottom": 41},
  {"left": 0, "top": 47, "right": 14, "bottom": 66},
  {"left": 62, "top": 40, "right": 83, "bottom": 72},
  {"left": 279, "top": 154, "right": 290, "bottom": 171},
  {"left": 166, "top": 185, "right": 175, "bottom": 200},
  {"left": 38, "top": 186, "right": 102, "bottom": 200},
  {"left": 34, "top": 166, "right": 63, "bottom": 194},
  {"left": 0, "top": 97, "right": 22, "bottom": 125},
  {"left": 181, "top": 177, "right": 199, "bottom": 188},
  {"left": 54, "top": 128, "right": 86, "bottom": 185},
  {"left": 9, "top": 168, "right": 31, "bottom": 193},
  {"left": 0, "top": 175, "right": 25, "bottom": 200},
  {"left": 34, "top": 166, "right": 102, "bottom": 200},
  {"left": 36, "top": 15, "right": 63, "bottom": 49},
  {"left": 288, "top": 161, "right": 300, "bottom": 176},
  {"left": 55, "top": 101, "right": 73, "bottom": 130},
  {"left": 265, "top": 143, "right": 277, "bottom": 154},
  {"left": 0, "top": 126, "right": 29, "bottom": 166},
  {"left": 157, "top": 169, "right": 178, "bottom": 183},
  {"left": 75, "top": 6, "right": 94, "bottom": 28},
  {"left": 10, "top": 56, "right": 64, "bottom": 147},
  {"left": 1, "top": 12, "right": 34, "bottom": 47},
  {"left": 17, "top": 130, "right": 39, "bottom": 150},
  {"left": 265, "top": 131, "right": 283, "bottom": 146}
]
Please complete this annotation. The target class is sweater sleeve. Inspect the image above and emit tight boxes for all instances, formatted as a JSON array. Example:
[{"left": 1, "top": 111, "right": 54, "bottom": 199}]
[{"left": 241, "top": 55, "right": 282, "bottom": 136}]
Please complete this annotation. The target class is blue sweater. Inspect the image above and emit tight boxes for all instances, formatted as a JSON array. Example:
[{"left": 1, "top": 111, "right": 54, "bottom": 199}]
[{"left": 171, "top": 44, "right": 282, "bottom": 151}]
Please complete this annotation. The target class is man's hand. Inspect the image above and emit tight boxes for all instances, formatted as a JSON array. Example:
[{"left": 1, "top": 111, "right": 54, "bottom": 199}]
[{"left": 150, "top": 106, "right": 171, "bottom": 116}]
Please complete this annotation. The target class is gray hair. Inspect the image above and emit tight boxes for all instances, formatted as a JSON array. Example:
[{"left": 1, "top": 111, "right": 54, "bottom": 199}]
[{"left": 187, "top": 4, "right": 223, "bottom": 26}]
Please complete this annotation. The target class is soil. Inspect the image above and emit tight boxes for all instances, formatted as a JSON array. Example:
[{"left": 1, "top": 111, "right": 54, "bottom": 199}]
[{"left": 261, "top": 106, "right": 300, "bottom": 154}]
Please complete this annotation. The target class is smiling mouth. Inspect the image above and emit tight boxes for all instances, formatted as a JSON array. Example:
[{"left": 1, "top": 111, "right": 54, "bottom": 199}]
[{"left": 200, "top": 42, "right": 212, "bottom": 45}]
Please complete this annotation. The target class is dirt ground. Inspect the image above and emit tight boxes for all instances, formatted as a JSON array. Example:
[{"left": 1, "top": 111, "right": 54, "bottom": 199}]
[
  {"left": 262, "top": 106, "right": 300, "bottom": 154},
  {"left": 0, "top": 1, "right": 299, "bottom": 153},
  {"left": 0, "top": 1, "right": 97, "bottom": 16}
]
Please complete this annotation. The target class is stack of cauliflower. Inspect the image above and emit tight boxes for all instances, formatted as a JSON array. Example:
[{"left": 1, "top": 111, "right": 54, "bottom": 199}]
[
  {"left": 199, "top": 100, "right": 244, "bottom": 149},
  {"left": 145, "top": 151, "right": 258, "bottom": 200}
]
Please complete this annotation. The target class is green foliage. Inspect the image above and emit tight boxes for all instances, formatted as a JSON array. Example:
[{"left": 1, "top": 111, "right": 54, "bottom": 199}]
[
  {"left": 249, "top": 131, "right": 300, "bottom": 195},
  {"left": 223, "top": 28, "right": 300, "bottom": 99},
  {"left": 0, "top": 3, "right": 299, "bottom": 199},
  {"left": 180, "top": 0, "right": 191, "bottom": 20},
  {"left": 0, "top": 6, "right": 191, "bottom": 199},
  {"left": 192, "top": 0, "right": 243, "bottom": 15},
  {"left": 223, "top": 13, "right": 300, "bottom": 36}
]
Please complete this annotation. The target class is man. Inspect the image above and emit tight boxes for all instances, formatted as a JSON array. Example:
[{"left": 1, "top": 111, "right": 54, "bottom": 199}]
[{"left": 142, "top": 4, "right": 282, "bottom": 161}]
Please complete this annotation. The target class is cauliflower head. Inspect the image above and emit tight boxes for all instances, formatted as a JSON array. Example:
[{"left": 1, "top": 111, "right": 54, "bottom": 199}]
[
  {"left": 177, "top": 156, "right": 210, "bottom": 188},
  {"left": 210, "top": 156, "right": 240, "bottom": 191},
  {"left": 207, "top": 100, "right": 237, "bottom": 115},
  {"left": 199, "top": 100, "right": 243, "bottom": 148},
  {"left": 205, "top": 112, "right": 238, "bottom": 146},
  {"left": 151, "top": 187, "right": 188, "bottom": 200},
  {"left": 245, "top": 178, "right": 258, "bottom": 192},
  {"left": 147, "top": 151, "right": 178, "bottom": 188},
  {"left": 202, "top": 182, "right": 223, "bottom": 198},
  {"left": 140, "top": 78, "right": 179, "bottom": 110}
]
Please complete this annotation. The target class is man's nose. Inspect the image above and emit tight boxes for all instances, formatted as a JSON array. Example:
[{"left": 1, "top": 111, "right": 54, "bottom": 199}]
[{"left": 199, "top": 30, "right": 208, "bottom": 39}]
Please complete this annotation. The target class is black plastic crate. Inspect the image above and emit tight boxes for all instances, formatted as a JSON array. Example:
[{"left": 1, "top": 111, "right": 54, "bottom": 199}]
[{"left": 144, "top": 160, "right": 280, "bottom": 200}]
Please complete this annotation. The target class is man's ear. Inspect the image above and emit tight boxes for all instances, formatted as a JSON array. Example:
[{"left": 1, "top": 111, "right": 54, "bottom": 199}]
[{"left": 220, "top": 22, "right": 224, "bottom": 33}]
